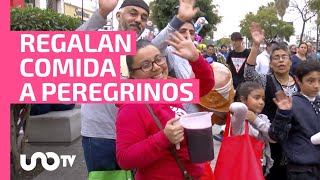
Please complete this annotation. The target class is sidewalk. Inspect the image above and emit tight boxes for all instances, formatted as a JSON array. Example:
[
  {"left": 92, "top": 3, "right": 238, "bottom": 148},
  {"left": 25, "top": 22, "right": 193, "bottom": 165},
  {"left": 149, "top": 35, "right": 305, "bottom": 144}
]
[{"left": 23, "top": 125, "right": 222, "bottom": 180}]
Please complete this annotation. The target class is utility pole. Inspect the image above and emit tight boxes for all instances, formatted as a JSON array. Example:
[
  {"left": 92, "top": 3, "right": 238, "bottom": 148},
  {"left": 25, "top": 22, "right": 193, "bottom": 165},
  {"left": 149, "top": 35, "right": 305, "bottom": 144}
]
[
  {"left": 317, "top": 24, "right": 319, "bottom": 51},
  {"left": 81, "top": 0, "right": 84, "bottom": 23},
  {"left": 317, "top": 14, "right": 319, "bottom": 51}
]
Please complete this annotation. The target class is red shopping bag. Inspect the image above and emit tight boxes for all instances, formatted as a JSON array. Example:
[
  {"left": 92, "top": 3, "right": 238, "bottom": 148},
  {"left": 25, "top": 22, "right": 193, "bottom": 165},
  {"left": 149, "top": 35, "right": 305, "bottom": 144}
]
[
  {"left": 200, "top": 162, "right": 215, "bottom": 180},
  {"left": 214, "top": 112, "right": 264, "bottom": 180}
]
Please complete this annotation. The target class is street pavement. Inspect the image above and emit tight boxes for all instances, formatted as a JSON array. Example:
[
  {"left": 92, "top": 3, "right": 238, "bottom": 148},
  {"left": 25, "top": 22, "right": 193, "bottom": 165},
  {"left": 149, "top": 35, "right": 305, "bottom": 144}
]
[{"left": 23, "top": 125, "right": 223, "bottom": 180}]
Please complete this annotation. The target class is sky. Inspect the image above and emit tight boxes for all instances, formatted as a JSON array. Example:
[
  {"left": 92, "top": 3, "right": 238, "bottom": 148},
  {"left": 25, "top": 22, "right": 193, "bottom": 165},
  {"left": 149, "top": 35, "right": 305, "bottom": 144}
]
[
  {"left": 99, "top": 0, "right": 318, "bottom": 45},
  {"left": 213, "top": 0, "right": 274, "bottom": 40},
  {"left": 212, "top": 0, "right": 318, "bottom": 44}
]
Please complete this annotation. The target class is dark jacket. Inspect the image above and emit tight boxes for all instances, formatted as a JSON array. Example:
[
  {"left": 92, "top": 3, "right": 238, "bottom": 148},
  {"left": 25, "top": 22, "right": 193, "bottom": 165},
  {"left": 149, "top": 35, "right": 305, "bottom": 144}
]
[{"left": 269, "top": 93, "right": 320, "bottom": 165}]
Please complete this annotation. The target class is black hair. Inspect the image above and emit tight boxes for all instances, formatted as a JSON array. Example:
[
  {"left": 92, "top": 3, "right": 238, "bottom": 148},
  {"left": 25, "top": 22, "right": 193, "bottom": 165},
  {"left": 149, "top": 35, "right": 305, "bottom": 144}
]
[
  {"left": 266, "top": 40, "right": 278, "bottom": 47},
  {"left": 289, "top": 44, "right": 296, "bottom": 50},
  {"left": 207, "top": 44, "right": 214, "bottom": 48},
  {"left": 298, "top": 42, "right": 308, "bottom": 48},
  {"left": 234, "top": 81, "right": 264, "bottom": 102},
  {"left": 126, "top": 39, "right": 154, "bottom": 72},
  {"left": 295, "top": 60, "right": 320, "bottom": 81},
  {"left": 221, "top": 45, "right": 227, "bottom": 49},
  {"left": 185, "top": 20, "right": 195, "bottom": 28}
]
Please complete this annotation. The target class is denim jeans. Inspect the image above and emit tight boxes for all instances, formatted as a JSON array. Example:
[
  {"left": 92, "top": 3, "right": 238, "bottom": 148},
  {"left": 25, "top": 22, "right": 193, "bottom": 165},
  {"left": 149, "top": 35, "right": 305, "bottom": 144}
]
[{"left": 82, "top": 136, "right": 119, "bottom": 172}]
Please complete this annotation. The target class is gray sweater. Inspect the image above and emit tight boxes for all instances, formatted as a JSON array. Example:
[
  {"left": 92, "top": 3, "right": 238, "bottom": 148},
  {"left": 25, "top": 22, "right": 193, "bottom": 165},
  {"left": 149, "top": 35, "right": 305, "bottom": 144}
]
[{"left": 78, "top": 10, "right": 185, "bottom": 139}]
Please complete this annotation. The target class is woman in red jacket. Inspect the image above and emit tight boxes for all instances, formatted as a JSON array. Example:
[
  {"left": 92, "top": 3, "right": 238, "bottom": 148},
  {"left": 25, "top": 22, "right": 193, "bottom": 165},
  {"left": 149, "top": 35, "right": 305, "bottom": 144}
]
[{"left": 116, "top": 31, "right": 215, "bottom": 180}]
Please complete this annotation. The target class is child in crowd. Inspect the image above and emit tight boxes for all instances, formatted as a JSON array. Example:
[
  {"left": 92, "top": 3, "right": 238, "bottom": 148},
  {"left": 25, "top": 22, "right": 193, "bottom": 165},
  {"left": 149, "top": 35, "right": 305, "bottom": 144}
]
[
  {"left": 269, "top": 60, "right": 320, "bottom": 180},
  {"left": 230, "top": 81, "right": 280, "bottom": 176}
]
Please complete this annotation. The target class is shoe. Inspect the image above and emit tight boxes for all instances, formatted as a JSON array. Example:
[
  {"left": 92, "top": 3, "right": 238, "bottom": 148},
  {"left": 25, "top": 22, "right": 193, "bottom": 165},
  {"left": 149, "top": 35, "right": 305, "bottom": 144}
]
[
  {"left": 213, "top": 133, "right": 223, "bottom": 142},
  {"left": 213, "top": 130, "right": 224, "bottom": 142}
]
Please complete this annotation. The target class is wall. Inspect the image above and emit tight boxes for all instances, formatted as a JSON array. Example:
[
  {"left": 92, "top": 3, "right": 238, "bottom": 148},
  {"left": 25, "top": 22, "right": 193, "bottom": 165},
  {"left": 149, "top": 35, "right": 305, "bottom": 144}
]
[
  {"left": 64, "top": 3, "right": 93, "bottom": 22},
  {"left": 10, "top": 0, "right": 24, "bottom": 8}
]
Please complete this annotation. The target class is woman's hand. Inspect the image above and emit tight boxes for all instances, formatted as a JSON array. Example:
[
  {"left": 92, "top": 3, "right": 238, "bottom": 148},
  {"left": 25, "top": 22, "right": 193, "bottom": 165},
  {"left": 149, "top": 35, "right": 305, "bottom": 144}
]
[
  {"left": 164, "top": 118, "right": 184, "bottom": 144},
  {"left": 166, "top": 31, "right": 199, "bottom": 62},
  {"left": 250, "top": 22, "right": 265, "bottom": 46}
]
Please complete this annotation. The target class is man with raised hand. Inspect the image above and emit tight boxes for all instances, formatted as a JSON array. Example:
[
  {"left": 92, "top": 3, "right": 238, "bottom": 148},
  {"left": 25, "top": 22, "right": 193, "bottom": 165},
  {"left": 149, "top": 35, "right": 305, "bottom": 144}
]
[
  {"left": 152, "top": 0, "right": 201, "bottom": 113},
  {"left": 77, "top": 0, "right": 199, "bottom": 173}
]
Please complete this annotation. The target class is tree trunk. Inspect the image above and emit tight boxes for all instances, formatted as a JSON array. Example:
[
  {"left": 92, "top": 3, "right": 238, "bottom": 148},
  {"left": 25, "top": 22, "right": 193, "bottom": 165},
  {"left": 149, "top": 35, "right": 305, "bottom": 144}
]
[
  {"left": 10, "top": 104, "right": 31, "bottom": 179},
  {"left": 300, "top": 20, "right": 306, "bottom": 44}
]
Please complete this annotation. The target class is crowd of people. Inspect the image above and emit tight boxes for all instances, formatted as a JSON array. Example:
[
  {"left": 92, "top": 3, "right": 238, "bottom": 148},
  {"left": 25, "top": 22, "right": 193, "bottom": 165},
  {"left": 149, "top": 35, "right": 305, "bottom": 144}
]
[{"left": 77, "top": 0, "right": 320, "bottom": 179}]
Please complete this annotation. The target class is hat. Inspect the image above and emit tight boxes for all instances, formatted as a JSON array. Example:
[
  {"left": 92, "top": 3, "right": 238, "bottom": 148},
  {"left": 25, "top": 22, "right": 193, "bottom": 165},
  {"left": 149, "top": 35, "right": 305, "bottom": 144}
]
[
  {"left": 230, "top": 32, "right": 243, "bottom": 41},
  {"left": 120, "top": 0, "right": 150, "bottom": 14}
]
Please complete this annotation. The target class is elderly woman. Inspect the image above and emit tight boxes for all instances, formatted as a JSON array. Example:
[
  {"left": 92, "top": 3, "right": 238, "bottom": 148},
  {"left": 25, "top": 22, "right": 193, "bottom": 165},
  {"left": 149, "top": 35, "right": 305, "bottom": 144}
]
[
  {"left": 244, "top": 23, "right": 299, "bottom": 180},
  {"left": 115, "top": 31, "right": 214, "bottom": 180}
]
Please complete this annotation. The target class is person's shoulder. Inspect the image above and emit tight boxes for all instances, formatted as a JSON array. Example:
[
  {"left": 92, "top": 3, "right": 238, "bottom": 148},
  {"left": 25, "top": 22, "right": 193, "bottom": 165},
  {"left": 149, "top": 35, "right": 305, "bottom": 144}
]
[
  {"left": 292, "top": 93, "right": 309, "bottom": 104},
  {"left": 291, "top": 54, "right": 298, "bottom": 59},
  {"left": 227, "top": 50, "right": 236, "bottom": 57},
  {"left": 118, "top": 104, "right": 146, "bottom": 114},
  {"left": 256, "top": 52, "right": 263, "bottom": 59},
  {"left": 257, "top": 114, "right": 270, "bottom": 122}
]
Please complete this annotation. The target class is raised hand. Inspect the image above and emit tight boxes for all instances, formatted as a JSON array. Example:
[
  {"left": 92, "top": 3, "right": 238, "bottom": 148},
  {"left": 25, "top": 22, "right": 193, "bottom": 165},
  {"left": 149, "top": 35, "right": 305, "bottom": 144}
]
[
  {"left": 164, "top": 118, "right": 184, "bottom": 144},
  {"left": 177, "top": 0, "right": 200, "bottom": 22},
  {"left": 166, "top": 31, "right": 199, "bottom": 62},
  {"left": 99, "top": 0, "right": 119, "bottom": 17},
  {"left": 273, "top": 91, "right": 292, "bottom": 110},
  {"left": 250, "top": 22, "right": 265, "bottom": 45}
]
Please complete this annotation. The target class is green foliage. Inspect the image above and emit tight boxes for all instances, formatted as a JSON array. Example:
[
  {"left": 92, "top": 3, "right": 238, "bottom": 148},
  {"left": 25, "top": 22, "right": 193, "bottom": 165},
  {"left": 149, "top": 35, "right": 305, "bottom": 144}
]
[
  {"left": 309, "top": 0, "right": 320, "bottom": 12},
  {"left": 216, "top": 37, "right": 231, "bottom": 46},
  {"left": 275, "top": 0, "right": 289, "bottom": 19},
  {"left": 309, "top": 0, "right": 320, "bottom": 25},
  {"left": 240, "top": 4, "right": 294, "bottom": 42},
  {"left": 10, "top": 7, "right": 81, "bottom": 31},
  {"left": 150, "top": 0, "right": 221, "bottom": 37}
]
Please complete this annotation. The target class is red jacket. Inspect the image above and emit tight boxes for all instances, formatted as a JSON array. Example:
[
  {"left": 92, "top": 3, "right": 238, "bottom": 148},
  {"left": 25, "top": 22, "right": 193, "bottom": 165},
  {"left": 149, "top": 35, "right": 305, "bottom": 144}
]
[{"left": 116, "top": 55, "right": 214, "bottom": 179}]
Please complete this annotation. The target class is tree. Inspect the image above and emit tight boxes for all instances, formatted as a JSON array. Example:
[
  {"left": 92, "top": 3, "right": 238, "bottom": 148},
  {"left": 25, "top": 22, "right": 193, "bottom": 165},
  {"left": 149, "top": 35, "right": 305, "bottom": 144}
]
[
  {"left": 309, "top": 0, "right": 320, "bottom": 10},
  {"left": 275, "top": 0, "right": 290, "bottom": 20},
  {"left": 150, "top": 0, "right": 221, "bottom": 38},
  {"left": 240, "top": 3, "right": 294, "bottom": 42},
  {"left": 10, "top": 7, "right": 81, "bottom": 30},
  {"left": 290, "top": 0, "right": 317, "bottom": 44},
  {"left": 216, "top": 37, "right": 231, "bottom": 46},
  {"left": 309, "top": 0, "right": 320, "bottom": 25}
]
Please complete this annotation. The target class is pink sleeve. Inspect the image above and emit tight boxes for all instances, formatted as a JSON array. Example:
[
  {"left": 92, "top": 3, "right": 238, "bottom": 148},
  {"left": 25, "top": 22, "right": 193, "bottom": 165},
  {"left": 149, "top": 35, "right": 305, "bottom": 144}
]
[
  {"left": 116, "top": 105, "right": 171, "bottom": 169},
  {"left": 189, "top": 54, "right": 215, "bottom": 97}
]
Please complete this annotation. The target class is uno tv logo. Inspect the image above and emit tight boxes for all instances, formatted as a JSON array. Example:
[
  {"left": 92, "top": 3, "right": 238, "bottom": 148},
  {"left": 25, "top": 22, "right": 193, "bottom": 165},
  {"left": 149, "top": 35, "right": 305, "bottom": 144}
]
[{"left": 20, "top": 152, "right": 76, "bottom": 171}]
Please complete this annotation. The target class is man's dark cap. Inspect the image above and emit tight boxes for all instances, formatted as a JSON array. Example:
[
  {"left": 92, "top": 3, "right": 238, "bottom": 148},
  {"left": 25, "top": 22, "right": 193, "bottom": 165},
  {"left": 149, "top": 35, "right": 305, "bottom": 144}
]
[
  {"left": 230, "top": 32, "right": 243, "bottom": 41},
  {"left": 120, "top": 0, "right": 150, "bottom": 14}
]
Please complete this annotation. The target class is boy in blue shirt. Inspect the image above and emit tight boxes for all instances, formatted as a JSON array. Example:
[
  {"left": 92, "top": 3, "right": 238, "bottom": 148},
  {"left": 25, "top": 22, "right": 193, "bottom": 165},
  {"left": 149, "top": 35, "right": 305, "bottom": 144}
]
[{"left": 269, "top": 60, "right": 320, "bottom": 180}]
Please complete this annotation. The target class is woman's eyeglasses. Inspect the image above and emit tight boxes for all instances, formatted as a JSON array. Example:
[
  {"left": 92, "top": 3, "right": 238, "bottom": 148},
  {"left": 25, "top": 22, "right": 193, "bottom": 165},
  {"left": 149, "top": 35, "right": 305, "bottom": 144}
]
[
  {"left": 131, "top": 55, "right": 167, "bottom": 72},
  {"left": 272, "top": 55, "right": 289, "bottom": 61}
]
